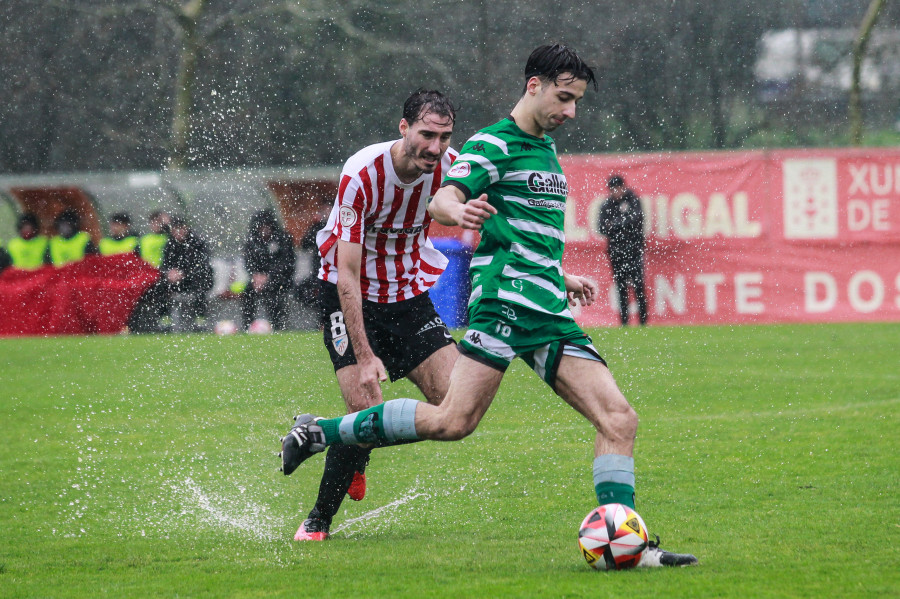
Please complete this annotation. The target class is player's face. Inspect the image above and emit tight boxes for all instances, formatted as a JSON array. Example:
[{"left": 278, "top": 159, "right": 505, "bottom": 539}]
[
  {"left": 400, "top": 111, "right": 454, "bottom": 174},
  {"left": 534, "top": 74, "right": 587, "bottom": 133}
]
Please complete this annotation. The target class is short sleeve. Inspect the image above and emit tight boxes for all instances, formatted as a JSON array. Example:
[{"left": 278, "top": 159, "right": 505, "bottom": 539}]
[
  {"left": 335, "top": 174, "right": 366, "bottom": 243},
  {"left": 443, "top": 132, "right": 512, "bottom": 200}
]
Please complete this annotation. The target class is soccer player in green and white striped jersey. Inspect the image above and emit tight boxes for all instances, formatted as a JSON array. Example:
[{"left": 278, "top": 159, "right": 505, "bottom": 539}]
[{"left": 280, "top": 44, "right": 697, "bottom": 567}]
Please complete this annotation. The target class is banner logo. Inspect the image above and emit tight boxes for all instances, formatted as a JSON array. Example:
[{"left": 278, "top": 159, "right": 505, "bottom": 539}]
[{"left": 782, "top": 159, "right": 838, "bottom": 239}]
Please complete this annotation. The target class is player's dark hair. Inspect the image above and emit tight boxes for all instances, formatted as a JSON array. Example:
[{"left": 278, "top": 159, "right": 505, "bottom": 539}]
[
  {"left": 403, "top": 88, "right": 457, "bottom": 126},
  {"left": 523, "top": 43, "right": 597, "bottom": 93}
]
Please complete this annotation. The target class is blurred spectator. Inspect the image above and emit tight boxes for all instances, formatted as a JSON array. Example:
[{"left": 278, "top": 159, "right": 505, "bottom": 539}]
[
  {"left": 99, "top": 212, "right": 140, "bottom": 257},
  {"left": 140, "top": 210, "right": 170, "bottom": 268},
  {"left": 295, "top": 202, "right": 330, "bottom": 308},
  {"left": 161, "top": 216, "right": 214, "bottom": 330},
  {"left": 598, "top": 174, "right": 647, "bottom": 326},
  {"left": 49, "top": 209, "right": 97, "bottom": 267},
  {"left": 7, "top": 213, "right": 49, "bottom": 270},
  {"left": 241, "top": 209, "right": 296, "bottom": 331},
  {"left": 0, "top": 241, "right": 10, "bottom": 273}
]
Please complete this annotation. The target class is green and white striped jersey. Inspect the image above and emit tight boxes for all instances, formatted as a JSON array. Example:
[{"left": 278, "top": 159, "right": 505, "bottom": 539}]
[{"left": 443, "top": 117, "right": 572, "bottom": 320}]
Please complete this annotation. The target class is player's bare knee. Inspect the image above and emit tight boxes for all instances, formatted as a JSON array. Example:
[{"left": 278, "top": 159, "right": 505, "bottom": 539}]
[{"left": 594, "top": 401, "right": 637, "bottom": 444}]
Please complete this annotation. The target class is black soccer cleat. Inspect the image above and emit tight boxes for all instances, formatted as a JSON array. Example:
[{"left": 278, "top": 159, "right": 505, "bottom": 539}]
[
  {"left": 279, "top": 414, "right": 326, "bottom": 475},
  {"left": 638, "top": 535, "right": 699, "bottom": 567}
]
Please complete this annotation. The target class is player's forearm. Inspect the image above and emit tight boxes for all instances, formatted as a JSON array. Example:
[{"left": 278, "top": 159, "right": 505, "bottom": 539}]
[
  {"left": 336, "top": 276, "right": 374, "bottom": 360},
  {"left": 427, "top": 186, "right": 466, "bottom": 226}
]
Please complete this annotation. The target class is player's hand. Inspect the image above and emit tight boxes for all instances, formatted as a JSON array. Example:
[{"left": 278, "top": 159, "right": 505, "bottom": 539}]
[
  {"left": 564, "top": 273, "right": 598, "bottom": 307},
  {"left": 357, "top": 354, "right": 388, "bottom": 403},
  {"left": 456, "top": 194, "right": 495, "bottom": 230}
]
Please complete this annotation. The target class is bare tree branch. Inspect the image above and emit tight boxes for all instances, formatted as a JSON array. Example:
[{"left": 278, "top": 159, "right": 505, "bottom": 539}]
[
  {"left": 850, "top": 0, "right": 886, "bottom": 146},
  {"left": 325, "top": 12, "right": 457, "bottom": 87}
]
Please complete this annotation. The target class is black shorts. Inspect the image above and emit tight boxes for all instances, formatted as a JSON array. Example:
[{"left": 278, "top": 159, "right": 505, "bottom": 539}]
[{"left": 319, "top": 280, "right": 456, "bottom": 381}]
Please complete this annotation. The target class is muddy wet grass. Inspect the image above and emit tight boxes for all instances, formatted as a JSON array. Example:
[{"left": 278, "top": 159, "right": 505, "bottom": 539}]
[{"left": 2, "top": 323, "right": 898, "bottom": 598}]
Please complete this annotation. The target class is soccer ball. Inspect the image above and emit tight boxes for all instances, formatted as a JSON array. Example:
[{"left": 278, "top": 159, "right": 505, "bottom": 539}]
[
  {"left": 578, "top": 503, "right": 649, "bottom": 570},
  {"left": 248, "top": 318, "right": 273, "bottom": 334}
]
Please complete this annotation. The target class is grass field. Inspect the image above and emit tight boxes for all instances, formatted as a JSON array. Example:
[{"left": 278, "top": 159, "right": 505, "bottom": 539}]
[{"left": 1, "top": 323, "right": 898, "bottom": 598}]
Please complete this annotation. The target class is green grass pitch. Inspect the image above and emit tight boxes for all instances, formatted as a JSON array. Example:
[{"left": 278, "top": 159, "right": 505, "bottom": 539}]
[{"left": 1, "top": 323, "right": 898, "bottom": 598}]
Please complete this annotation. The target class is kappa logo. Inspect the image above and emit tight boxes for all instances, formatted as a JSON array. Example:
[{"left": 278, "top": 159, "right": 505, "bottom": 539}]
[
  {"left": 339, "top": 206, "right": 358, "bottom": 228},
  {"left": 448, "top": 162, "right": 471, "bottom": 178},
  {"left": 520, "top": 142, "right": 534, "bottom": 152},
  {"left": 467, "top": 332, "right": 483, "bottom": 346},
  {"left": 470, "top": 143, "right": 486, "bottom": 153}
]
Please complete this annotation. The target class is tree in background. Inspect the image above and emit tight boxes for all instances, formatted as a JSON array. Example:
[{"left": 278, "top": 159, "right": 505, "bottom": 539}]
[{"left": 1, "top": 0, "right": 898, "bottom": 174}]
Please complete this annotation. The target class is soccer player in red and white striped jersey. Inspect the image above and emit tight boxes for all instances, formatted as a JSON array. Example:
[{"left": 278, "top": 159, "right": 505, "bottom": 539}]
[
  {"left": 293, "top": 89, "right": 461, "bottom": 541},
  {"left": 316, "top": 134, "right": 457, "bottom": 303}
]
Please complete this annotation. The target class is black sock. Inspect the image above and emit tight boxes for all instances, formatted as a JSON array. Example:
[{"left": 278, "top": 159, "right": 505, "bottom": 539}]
[{"left": 309, "top": 444, "right": 372, "bottom": 523}]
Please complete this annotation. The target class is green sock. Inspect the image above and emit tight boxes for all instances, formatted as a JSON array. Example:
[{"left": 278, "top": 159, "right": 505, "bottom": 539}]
[
  {"left": 593, "top": 454, "right": 636, "bottom": 509},
  {"left": 318, "top": 398, "right": 420, "bottom": 446},
  {"left": 594, "top": 482, "right": 636, "bottom": 509}
]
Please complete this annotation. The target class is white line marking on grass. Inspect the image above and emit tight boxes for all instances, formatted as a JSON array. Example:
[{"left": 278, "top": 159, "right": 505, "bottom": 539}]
[{"left": 331, "top": 489, "right": 430, "bottom": 536}]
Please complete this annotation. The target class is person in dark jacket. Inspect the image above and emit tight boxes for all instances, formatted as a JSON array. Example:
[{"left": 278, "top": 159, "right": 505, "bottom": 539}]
[
  {"left": 161, "top": 216, "right": 214, "bottom": 327},
  {"left": 0, "top": 241, "right": 10, "bottom": 273},
  {"left": 597, "top": 174, "right": 647, "bottom": 326},
  {"left": 294, "top": 202, "right": 330, "bottom": 309},
  {"left": 241, "top": 209, "right": 296, "bottom": 331}
]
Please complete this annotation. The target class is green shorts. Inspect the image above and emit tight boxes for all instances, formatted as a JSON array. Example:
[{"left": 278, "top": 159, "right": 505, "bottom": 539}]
[{"left": 458, "top": 298, "right": 605, "bottom": 387}]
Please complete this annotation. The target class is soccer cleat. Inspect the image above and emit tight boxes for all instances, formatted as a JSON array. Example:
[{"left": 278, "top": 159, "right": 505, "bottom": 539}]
[
  {"left": 293, "top": 517, "right": 330, "bottom": 541},
  {"left": 638, "top": 535, "right": 698, "bottom": 567},
  {"left": 347, "top": 471, "right": 366, "bottom": 501},
  {"left": 280, "top": 414, "right": 326, "bottom": 475}
]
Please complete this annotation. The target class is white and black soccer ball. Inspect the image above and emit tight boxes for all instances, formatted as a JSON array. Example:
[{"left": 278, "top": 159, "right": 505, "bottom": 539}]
[{"left": 578, "top": 503, "right": 649, "bottom": 570}]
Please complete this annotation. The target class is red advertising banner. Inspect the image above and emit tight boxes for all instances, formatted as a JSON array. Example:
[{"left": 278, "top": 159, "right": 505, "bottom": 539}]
[
  {"left": 0, "top": 254, "right": 159, "bottom": 336},
  {"left": 558, "top": 148, "right": 900, "bottom": 326}
]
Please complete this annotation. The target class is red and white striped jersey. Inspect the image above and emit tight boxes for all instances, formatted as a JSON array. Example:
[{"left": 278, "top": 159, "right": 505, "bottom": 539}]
[{"left": 316, "top": 140, "right": 458, "bottom": 303}]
